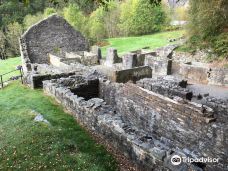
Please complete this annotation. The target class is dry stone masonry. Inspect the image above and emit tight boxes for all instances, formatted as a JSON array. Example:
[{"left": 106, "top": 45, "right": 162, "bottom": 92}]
[{"left": 19, "top": 14, "right": 228, "bottom": 171}]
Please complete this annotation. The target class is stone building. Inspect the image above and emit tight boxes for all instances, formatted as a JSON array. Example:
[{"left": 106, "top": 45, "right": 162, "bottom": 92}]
[
  {"left": 20, "top": 14, "right": 89, "bottom": 67},
  {"left": 19, "top": 14, "right": 228, "bottom": 171}
]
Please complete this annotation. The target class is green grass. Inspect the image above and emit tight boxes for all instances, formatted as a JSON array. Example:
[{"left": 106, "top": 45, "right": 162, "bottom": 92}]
[
  {"left": 0, "top": 83, "right": 118, "bottom": 170},
  {"left": 0, "top": 57, "right": 21, "bottom": 81},
  {"left": 101, "top": 30, "right": 184, "bottom": 56},
  {"left": 0, "top": 58, "right": 118, "bottom": 170}
]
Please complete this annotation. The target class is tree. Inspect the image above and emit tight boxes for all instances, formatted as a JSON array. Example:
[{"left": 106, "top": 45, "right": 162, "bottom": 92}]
[
  {"left": 187, "top": 0, "right": 228, "bottom": 58},
  {"left": 119, "top": 0, "right": 166, "bottom": 36},
  {"left": 103, "top": 1, "right": 120, "bottom": 38},
  {"left": 0, "top": 30, "right": 6, "bottom": 59},
  {"left": 23, "top": 13, "right": 44, "bottom": 30},
  {"left": 6, "top": 22, "right": 23, "bottom": 56},
  {"left": 188, "top": 0, "right": 228, "bottom": 39},
  {"left": 0, "top": 0, "right": 46, "bottom": 29},
  {"left": 63, "top": 4, "right": 88, "bottom": 35},
  {"left": 88, "top": 6, "right": 106, "bottom": 41},
  {"left": 44, "top": 7, "right": 56, "bottom": 17}
]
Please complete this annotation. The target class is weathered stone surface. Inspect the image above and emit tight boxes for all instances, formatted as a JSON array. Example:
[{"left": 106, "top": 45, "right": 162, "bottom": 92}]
[
  {"left": 115, "top": 66, "right": 152, "bottom": 83},
  {"left": 43, "top": 76, "right": 228, "bottom": 171},
  {"left": 104, "top": 48, "right": 121, "bottom": 67},
  {"left": 136, "top": 77, "right": 192, "bottom": 100},
  {"left": 94, "top": 65, "right": 152, "bottom": 83},
  {"left": 64, "top": 51, "right": 99, "bottom": 66},
  {"left": 91, "top": 45, "right": 102, "bottom": 60},
  {"left": 208, "top": 68, "right": 228, "bottom": 86},
  {"left": 122, "top": 53, "right": 137, "bottom": 69},
  {"left": 179, "top": 62, "right": 210, "bottom": 84}
]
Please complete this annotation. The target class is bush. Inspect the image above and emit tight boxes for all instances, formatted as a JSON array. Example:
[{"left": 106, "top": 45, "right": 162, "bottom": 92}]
[
  {"left": 212, "top": 33, "right": 228, "bottom": 59},
  {"left": 188, "top": 0, "right": 227, "bottom": 39}
]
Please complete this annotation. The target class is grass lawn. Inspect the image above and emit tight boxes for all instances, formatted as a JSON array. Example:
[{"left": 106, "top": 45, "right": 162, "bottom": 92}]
[
  {"left": 101, "top": 30, "right": 184, "bottom": 56},
  {"left": 0, "top": 57, "right": 21, "bottom": 81},
  {"left": 0, "top": 83, "right": 118, "bottom": 170},
  {"left": 0, "top": 59, "right": 118, "bottom": 170}
]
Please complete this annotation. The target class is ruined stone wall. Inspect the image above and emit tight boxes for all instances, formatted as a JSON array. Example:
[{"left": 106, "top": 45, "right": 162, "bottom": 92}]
[
  {"left": 43, "top": 77, "right": 167, "bottom": 171},
  {"left": 136, "top": 78, "right": 192, "bottom": 100},
  {"left": 20, "top": 14, "right": 89, "bottom": 65},
  {"left": 208, "top": 68, "right": 228, "bottom": 86},
  {"left": 44, "top": 76, "right": 227, "bottom": 170},
  {"left": 99, "top": 82, "right": 228, "bottom": 170},
  {"left": 115, "top": 66, "right": 152, "bottom": 83},
  {"left": 179, "top": 63, "right": 228, "bottom": 86},
  {"left": 179, "top": 63, "right": 209, "bottom": 84},
  {"left": 201, "top": 96, "right": 228, "bottom": 122}
]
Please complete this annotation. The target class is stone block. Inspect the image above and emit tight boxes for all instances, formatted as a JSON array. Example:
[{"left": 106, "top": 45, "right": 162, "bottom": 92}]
[
  {"left": 122, "top": 53, "right": 137, "bottom": 69},
  {"left": 104, "top": 48, "right": 120, "bottom": 67},
  {"left": 91, "top": 45, "right": 102, "bottom": 60}
]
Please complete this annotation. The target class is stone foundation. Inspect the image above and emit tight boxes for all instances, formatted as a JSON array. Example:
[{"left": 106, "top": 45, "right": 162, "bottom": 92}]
[{"left": 43, "top": 76, "right": 228, "bottom": 171}]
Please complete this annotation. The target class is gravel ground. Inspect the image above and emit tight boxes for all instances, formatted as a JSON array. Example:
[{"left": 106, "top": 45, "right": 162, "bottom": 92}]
[{"left": 187, "top": 84, "right": 228, "bottom": 100}]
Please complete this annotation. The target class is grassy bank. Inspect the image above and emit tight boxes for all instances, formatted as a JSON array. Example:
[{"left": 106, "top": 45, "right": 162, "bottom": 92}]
[
  {"left": 0, "top": 82, "right": 118, "bottom": 170},
  {"left": 0, "top": 58, "right": 118, "bottom": 170},
  {"left": 101, "top": 30, "right": 184, "bottom": 56},
  {"left": 0, "top": 57, "right": 21, "bottom": 81}
]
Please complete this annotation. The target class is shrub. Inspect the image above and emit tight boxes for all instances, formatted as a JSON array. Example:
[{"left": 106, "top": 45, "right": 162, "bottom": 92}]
[
  {"left": 188, "top": 0, "right": 227, "bottom": 39},
  {"left": 212, "top": 33, "right": 228, "bottom": 59}
]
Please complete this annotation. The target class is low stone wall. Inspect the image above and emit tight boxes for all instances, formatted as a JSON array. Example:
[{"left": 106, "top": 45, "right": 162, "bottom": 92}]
[
  {"left": 94, "top": 65, "right": 152, "bottom": 83},
  {"left": 49, "top": 54, "right": 75, "bottom": 68},
  {"left": 179, "top": 62, "right": 228, "bottom": 86},
  {"left": 43, "top": 77, "right": 164, "bottom": 170},
  {"left": 136, "top": 77, "right": 192, "bottom": 100},
  {"left": 65, "top": 51, "right": 99, "bottom": 66},
  {"left": 145, "top": 55, "right": 172, "bottom": 76},
  {"left": 200, "top": 96, "right": 228, "bottom": 122},
  {"left": 100, "top": 82, "right": 227, "bottom": 171},
  {"left": 115, "top": 66, "right": 152, "bottom": 83},
  {"left": 25, "top": 72, "right": 76, "bottom": 89},
  {"left": 208, "top": 68, "right": 228, "bottom": 86},
  {"left": 179, "top": 63, "right": 209, "bottom": 84},
  {"left": 43, "top": 76, "right": 227, "bottom": 170}
]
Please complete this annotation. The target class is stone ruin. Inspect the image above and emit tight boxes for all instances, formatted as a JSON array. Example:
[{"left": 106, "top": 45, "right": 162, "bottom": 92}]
[{"left": 20, "top": 15, "right": 228, "bottom": 171}]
